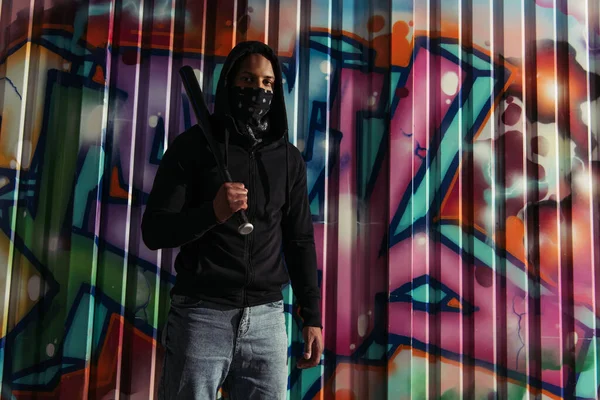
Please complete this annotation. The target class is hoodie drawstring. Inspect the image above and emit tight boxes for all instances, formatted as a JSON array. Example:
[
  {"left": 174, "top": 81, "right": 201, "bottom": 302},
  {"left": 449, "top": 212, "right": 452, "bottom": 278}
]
[{"left": 224, "top": 127, "right": 230, "bottom": 170}]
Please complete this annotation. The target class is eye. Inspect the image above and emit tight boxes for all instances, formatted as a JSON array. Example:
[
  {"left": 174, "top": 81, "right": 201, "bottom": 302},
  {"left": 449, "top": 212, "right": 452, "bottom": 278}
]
[
  {"left": 264, "top": 80, "right": 273, "bottom": 87},
  {"left": 390, "top": 274, "right": 478, "bottom": 315}
]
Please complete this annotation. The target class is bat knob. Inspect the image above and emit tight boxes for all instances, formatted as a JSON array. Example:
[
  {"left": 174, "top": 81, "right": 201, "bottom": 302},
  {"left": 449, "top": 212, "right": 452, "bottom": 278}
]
[{"left": 238, "top": 222, "right": 254, "bottom": 235}]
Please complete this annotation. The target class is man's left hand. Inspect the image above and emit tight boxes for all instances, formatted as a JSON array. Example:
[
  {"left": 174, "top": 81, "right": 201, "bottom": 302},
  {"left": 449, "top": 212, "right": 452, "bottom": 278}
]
[{"left": 297, "top": 327, "right": 323, "bottom": 369}]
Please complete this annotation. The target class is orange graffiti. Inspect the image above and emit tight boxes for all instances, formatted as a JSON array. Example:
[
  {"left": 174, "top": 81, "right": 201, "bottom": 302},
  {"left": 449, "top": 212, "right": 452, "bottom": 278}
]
[
  {"left": 92, "top": 65, "right": 105, "bottom": 84},
  {"left": 370, "top": 20, "right": 413, "bottom": 68},
  {"left": 109, "top": 167, "right": 129, "bottom": 200},
  {"left": 367, "top": 15, "right": 385, "bottom": 33},
  {"left": 12, "top": 314, "right": 159, "bottom": 399},
  {"left": 447, "top": 297, "right": 462, "bottom": 309},
  {"left": 504, "top": 216, "right": 526, "bottom": 264}
]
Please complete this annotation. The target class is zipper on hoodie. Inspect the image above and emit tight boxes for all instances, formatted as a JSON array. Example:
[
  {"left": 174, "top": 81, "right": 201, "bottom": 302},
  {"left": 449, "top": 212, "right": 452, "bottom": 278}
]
[
  {"left": 243, "top": 149, "right": 257, "bottom": 306},
  {"left": 241, "top": 234, "right": 249, "bottom": 307}
]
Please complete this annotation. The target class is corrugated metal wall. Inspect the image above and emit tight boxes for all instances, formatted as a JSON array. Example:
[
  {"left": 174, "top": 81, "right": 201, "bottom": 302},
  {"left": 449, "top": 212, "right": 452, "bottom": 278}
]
[{"left": 0, "top": 0, "right": 598, "bottom": 398}]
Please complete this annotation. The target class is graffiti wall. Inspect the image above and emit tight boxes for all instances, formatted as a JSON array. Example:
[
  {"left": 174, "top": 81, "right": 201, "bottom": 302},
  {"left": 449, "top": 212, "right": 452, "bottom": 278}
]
[{"left": 0, "top": 0, "right": 598, "bottom": 398}]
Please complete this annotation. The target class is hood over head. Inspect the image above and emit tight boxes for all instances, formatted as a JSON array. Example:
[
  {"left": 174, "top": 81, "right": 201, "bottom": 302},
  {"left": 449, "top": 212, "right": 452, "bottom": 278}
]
[{"left": 213, "top": 41, "right": 288, "bottom": 144}]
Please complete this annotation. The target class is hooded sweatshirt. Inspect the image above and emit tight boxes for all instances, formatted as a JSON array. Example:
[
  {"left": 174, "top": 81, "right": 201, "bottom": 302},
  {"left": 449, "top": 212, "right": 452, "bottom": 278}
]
[{"left": 141, "top": 41, "right": 321, "bottom": 328}]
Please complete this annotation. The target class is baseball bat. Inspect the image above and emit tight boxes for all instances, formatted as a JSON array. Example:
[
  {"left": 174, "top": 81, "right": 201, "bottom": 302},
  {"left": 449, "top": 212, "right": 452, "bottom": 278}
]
[{"left": 179, "top": 65, "right": 254, "bottom": 235}]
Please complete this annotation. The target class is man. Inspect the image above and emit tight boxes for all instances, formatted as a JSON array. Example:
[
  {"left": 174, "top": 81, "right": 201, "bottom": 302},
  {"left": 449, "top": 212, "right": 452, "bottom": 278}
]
[{"left": 142, "top": 41, "right": 323, "bottom": 400}]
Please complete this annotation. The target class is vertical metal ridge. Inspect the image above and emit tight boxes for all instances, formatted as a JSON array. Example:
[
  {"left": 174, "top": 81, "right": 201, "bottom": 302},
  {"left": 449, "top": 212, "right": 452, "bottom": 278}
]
[
  {"left": 264, "top": 0, "right": 270, "bottom": 44},
  {"left": 283, "top": 0, "right": 302, "bottom": 394},
  {"left": 522, "top": 0, "right": 543, "bottom": 393},
  {"left": 409, "top": 2, "right": 418, "bottom": 397},
  {"left": 583, "top": 0, "right": 600, "bottom": 393},
  {"left": 554, "top": 1, "right": 577, "bottom": 396},
  {"left": 115, "top": 0, "right": 152, "bottom": 395},
  {"left": 91, "top": 0, "right": 119, "bottom": 396},
  {"left": 232, "top": 0, "right": 239, "bottom": 48},
  {"left": 383, "top": 0, "right": 394, "bottom": 397},
  {"left": 427, "top": 0, "right": 442, "bottom": 396},
  {"left": 200, "top": 0, "right": 208, "bottom": 88},
  {"left": 266, "top": 0, "right": 280, "bottom": 50},
  {"left": 410, "top": 1, "right": 421, "bottom": 397},
  {"left": 322, "top": 0, "right": 337, "bottom": 393},
  {"left": 150, "top": 0, "right": 183, "bottom": 395},
  {"left": 491, "top": 0, "right": 508, "bottom": 397},
  {"left": 457, "top": 0, "right": 466, "bottom": 396},
  {"left": 551, "top": 2, "right": 566, "bottom": 394},
  {"left": 289, "top": 0, "right": 302, "bottom": 147},
  {"left": 2, "top": 0, "right": 38, "bottom": 392},
  {"left": 458, "top": 0, "right": 475, "bottom": 396},
  {"left": 0, "top": 0, "right": 12, "bottom": 390}
]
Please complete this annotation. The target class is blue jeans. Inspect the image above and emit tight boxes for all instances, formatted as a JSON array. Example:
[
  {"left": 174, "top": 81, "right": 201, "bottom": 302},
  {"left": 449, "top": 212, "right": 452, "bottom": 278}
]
[{"left": 158, "top": 295, "right": 288, "bottom": 400}]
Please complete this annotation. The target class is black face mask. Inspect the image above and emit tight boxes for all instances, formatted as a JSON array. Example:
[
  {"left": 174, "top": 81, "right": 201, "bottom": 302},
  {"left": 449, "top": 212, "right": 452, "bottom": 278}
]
[{"left": 230, "top": 86, "right": 274, "bottom": 125}]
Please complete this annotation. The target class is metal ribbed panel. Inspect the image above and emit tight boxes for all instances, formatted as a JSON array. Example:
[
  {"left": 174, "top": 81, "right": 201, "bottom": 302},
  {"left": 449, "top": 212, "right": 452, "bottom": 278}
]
[{"left": 0, "top": 0, "right": 598, "bottom": 398}]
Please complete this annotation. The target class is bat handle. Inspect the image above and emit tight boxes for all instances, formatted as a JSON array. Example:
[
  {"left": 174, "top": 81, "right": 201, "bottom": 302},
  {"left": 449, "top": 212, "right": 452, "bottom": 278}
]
[
  {"left": 237, "top": 211, "right": 254, "bottom": 235},
  {"left": 223, "top": 169, "right": 254, "bottom": 235}
]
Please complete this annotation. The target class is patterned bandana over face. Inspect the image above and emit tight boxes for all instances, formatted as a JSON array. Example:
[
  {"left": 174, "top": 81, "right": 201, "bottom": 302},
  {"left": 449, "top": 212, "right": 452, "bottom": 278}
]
[{"left": 230, "top": 86, "right": 274, "bottom": 125}]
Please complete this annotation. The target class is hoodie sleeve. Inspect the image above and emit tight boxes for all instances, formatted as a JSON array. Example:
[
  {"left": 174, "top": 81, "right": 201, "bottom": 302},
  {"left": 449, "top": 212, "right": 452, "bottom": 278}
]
[
  {"left": 141, "top": 136, "right": 220, "bottom": 250},
  {"left": 282, "top": 153, "right": 322, "bottom": 328}
]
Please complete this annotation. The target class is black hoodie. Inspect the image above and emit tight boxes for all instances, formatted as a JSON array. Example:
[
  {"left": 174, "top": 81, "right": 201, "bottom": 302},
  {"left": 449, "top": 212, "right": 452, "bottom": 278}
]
[{"left": 141, "top": 41, "right": 322, "bottom": 328}]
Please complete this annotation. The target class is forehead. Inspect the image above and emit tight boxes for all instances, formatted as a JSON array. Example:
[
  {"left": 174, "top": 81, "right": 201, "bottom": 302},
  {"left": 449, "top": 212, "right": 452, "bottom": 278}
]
[{"left": 236, "top": 53, "right": 274, "bottom": 76}]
